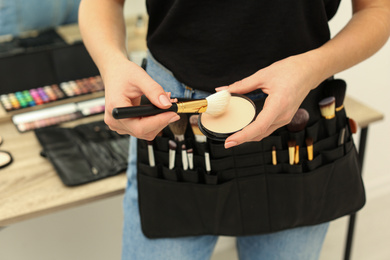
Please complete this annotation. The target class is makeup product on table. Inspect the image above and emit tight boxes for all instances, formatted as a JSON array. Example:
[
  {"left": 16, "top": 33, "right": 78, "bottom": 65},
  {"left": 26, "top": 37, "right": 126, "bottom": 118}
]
[
  {"left": 12, "top": 97, "right": 105, "bottom": 132},
  {"left": 112, "top": 90, "right": 231, "bottom": 119},
  {"left": 319, "top": 96, "right": 336, "bottom": 119},
  {"left": 305, "top": 137, "right": 314, "bottom": 161},
  {"left": 198, "top": 94, "right": 256, "bottom": 141},
  {"left": 0, "top": 76, "right": 104, "bottom": 112},
  {"left": 168, "top": 140, "right": 177, "bottom": 170},
  {"left": 0, "top": 150, "right": 13, "bottom": 169}
]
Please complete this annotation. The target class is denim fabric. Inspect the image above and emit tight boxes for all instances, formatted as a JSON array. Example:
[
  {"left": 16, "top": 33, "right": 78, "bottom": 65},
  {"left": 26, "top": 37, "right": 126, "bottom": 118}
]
[
  {"left": 0, "top": 0, "right": 80, "bottom": 36},
  {"left": 122, "top": 53, "right": 329, "bottom": 260}
]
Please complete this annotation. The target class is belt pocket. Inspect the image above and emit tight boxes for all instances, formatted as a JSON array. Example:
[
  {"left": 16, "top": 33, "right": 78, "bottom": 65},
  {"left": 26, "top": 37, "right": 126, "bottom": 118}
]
[{"left": 137, "top": 173, "right": 242, "bottom": 238}]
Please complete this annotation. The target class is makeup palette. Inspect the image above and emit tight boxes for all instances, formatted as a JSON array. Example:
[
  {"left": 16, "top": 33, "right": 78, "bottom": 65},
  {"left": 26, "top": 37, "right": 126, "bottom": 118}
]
[
  {"left": 198, "top": 94, "right": 257, "bottom": 141},
  {"left": 12, "top": 97, "right": 105, "bottom": 133},
  {"left": 0, "top": 75, "right": 104, "bottom": 112}
]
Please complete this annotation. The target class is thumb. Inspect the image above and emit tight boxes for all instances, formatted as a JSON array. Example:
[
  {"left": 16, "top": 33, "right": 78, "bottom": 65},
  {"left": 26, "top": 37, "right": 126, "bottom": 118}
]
[
  {"left": 226, "top": 72, "right": 262, "bottom": 94},
  {"left": 136, "top": 72, "right": 172, "bottom": 109}
]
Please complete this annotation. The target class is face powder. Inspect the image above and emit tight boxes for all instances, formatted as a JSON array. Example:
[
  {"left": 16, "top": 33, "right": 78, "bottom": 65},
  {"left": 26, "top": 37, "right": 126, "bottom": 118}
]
[{"left": 199, "top": 94, "right": 256, "bottom": 141}]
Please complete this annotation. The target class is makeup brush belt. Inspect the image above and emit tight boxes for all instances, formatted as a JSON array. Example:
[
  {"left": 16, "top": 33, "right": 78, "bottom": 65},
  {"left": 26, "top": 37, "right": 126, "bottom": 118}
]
[
  {"left": 136, "top": 87, "right": 365, "bottom": 238},
  {"left": 35, "top": 120, "right": 129, "bottom": 186}
]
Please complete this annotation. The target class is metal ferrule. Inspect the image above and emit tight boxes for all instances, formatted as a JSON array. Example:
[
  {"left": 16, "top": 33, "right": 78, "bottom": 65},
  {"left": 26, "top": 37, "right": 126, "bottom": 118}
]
[
  {"left": 335, "top": 105, "right": 344, "bottom": 112},
  {"left": 176, "top": 100, "right": 208, "bottom": 113}
]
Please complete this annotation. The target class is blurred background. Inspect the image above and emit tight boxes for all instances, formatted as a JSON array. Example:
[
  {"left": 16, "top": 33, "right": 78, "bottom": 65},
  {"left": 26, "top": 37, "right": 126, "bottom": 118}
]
[{"left": 0, "top": 0, "right": 389, "bottom": 259}]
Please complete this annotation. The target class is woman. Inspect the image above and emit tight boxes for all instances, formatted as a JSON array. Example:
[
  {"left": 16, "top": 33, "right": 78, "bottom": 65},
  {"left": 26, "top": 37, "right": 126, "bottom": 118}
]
[{"left": 79, "top": 0, "right": 390, "bottom": 259}]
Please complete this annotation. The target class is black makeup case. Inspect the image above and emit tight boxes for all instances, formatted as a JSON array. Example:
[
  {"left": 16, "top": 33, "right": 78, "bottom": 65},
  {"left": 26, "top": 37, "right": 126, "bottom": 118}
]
[
  {"left": 34, "top": 120, "right": 129, "bottom": 186},
  {"left": 136, "top": 80, "right": 365, "bottom": 238}
]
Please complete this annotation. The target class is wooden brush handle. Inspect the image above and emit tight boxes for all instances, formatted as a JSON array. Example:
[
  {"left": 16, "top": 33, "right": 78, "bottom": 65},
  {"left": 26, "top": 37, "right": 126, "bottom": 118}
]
[{"left": 112, "top": 103, "right": 178, "bottom": 119}]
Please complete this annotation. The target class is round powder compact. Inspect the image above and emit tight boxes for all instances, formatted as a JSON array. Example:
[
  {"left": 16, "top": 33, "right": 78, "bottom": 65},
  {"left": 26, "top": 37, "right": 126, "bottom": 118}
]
[
  {"left": 198, "top": 94, "right": 256, "bottom": 141},
  {"left": 0, "top": 150, "right": 13, "bottom": 169}
]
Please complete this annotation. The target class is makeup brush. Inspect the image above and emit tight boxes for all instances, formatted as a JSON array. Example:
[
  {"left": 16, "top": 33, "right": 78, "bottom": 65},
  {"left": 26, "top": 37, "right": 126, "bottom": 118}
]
[
  {"left": 112, "top": 90, "right": 231, "bottom": 119},
  {"left": 287, "top": 108, "right": 309, "bottom": 165},
  {"left": 287, "top": 108, "right": 310, "bottom": 132},
  {"left": 181, "top": 143, "right": 189, "bottom": 170},
  {"left": 288, "top": 140, "right": 296, "bottom": 165},
  {"left": 169, "top": 114, "right": 188, "bottom": 142},
  {"left": 147, "top": 141, "right": 155, "bottom": 167},
  {"left": 168, "top": 140, "right": 177, "bottom": 170},
  {"left": 190, "top": 114, "right": 207, "bottom": 143},
  {"left": 305, "top": 137, "right": 313, "bottom": 161},
  {"left": 319, "top": 96, "right": 336, "bottom": 119},
  {"left": 187, "top": 147, "right": 194, "bottom": 170},
  {"left": 338, "top": 127, "right": 346, "bottom": 146},
  {"left": 324, "top": 79, "right": 347, "bottom": 112},
  {"left": 349, "top": 118, "right": 358, "bottom": 134},
  {"left": 272, "top": 146, "right": 277, "bottom": 165},
  {"left": 294, "top": 145, "right": 300, "bottom": 164},
  {"left": 189, "top": 114, "right": 211, "bottom": 173}
]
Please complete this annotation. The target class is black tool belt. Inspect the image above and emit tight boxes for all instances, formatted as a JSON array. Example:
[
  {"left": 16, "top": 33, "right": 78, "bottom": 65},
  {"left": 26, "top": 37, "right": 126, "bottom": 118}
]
[
  {"left": 35, "top": 120, "right": 129, "bottom": 186},
  {"left": 136, "top": 80, "right": 365, "bottom": 238}
]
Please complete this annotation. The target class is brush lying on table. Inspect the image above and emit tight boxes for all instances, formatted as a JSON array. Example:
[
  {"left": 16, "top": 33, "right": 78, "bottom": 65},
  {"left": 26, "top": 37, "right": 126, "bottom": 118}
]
[{"left": 112, "top": 90, "right": 231, "bottom": 119}]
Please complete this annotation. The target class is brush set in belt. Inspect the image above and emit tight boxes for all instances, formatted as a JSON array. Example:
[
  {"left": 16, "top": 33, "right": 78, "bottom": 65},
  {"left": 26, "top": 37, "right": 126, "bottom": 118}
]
[
  {"left": 35, "top": 120, "right": 129, "bottom": 186},
  {"left": 136, "top": 79, "right": 365, "bottom": 238}
]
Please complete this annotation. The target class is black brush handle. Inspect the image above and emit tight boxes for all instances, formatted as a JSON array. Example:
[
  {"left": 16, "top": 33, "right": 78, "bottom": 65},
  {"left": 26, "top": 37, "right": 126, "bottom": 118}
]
[{"left": 112, "top": 103, "right": 178, "bottom": 119}]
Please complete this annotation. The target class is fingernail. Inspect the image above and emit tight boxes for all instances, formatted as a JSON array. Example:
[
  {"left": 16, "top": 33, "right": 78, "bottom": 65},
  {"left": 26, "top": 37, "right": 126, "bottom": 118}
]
[
  {"left": 159, "top": 94, "right": 171, "bottom": 107},
  {"left": 224, "top": 141, "right": 237, "bottom": 149},
  {"left": 169, "top": 115, "right": 180, "bottom": 124},
  {"left": 215, "top": 86, "right": 229, "bottom": 92}
]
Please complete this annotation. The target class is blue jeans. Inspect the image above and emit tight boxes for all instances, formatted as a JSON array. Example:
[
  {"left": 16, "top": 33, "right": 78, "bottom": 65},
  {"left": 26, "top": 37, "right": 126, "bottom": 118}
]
[
  {"left": 122, "top": 52, "right": 329, "bottom": 260},
  {"left": 0, "top": 0, "right": 80, "bottom": 36}
]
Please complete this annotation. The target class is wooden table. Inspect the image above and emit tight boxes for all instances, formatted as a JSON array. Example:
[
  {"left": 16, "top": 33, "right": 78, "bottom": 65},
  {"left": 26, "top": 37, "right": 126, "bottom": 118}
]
[{"left": 0, "top": 114, "right": 127, "bottom": 227}]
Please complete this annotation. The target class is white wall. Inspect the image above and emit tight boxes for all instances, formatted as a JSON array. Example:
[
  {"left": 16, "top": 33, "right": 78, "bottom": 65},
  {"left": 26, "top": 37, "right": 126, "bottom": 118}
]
[{"left": 0, "top": 1, "right": 389, "bottom": 260}]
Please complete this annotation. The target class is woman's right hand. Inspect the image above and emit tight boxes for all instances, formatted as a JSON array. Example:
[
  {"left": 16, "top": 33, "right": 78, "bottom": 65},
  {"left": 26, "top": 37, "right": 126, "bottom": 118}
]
[{"left": 102, "top": 57, "right": 180, "bottom": 140}]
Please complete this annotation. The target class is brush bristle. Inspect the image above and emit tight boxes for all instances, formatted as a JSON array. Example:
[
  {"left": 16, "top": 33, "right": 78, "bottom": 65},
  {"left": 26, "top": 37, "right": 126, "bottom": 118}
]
[
  {"left": 189, "top": 115, "right": 205, "bottom": 137},
  {"left": 287, "top": 108, "right": 310, "bottom": 132},
  {"left": 205, "top": 90, "right": 231, "bottom": 116},
  {"left": 288, "top": 139, "right": 296, "bottom": 148},
  {"left": 305, "top": 137, "right": 313, "bottom": 147},
  {"left": 168, "top": 114, "right": 188, "bottom": 136},
  {"left": 324, "top": 79, "right": 347, "bottom": 109},
  {"left": 319, "top": 96, "right": 335, "bottom": 119}
]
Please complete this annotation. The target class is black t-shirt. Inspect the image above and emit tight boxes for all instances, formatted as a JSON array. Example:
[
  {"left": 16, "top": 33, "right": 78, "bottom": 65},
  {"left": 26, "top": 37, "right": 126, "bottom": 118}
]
[{"left": 146, "top": 0, "right": 341, "bottom": 92}]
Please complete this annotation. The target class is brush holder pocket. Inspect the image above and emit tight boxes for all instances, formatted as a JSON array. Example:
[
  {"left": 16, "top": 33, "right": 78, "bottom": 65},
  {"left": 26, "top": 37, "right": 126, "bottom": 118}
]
[
  {"left": 136, "top": 79, "right": 365, "bottom": 238},
  {"left": 136, "top": 106, "right": 365, "bottom": 238},
  {"left": 35, "top": 120, "right": 129, "bottom": 186}
]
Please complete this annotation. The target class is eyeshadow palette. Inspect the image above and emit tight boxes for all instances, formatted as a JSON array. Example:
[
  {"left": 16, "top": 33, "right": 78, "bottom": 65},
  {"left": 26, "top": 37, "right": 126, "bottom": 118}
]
[{"left": 0, "top": 75, "right": 104, "bottom": 112}]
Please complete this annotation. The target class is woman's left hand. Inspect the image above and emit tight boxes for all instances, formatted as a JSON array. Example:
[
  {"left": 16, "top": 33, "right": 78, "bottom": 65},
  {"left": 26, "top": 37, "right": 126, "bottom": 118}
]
[{"left": 219, "top": 53, "right": 324, "bottom": 149}]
